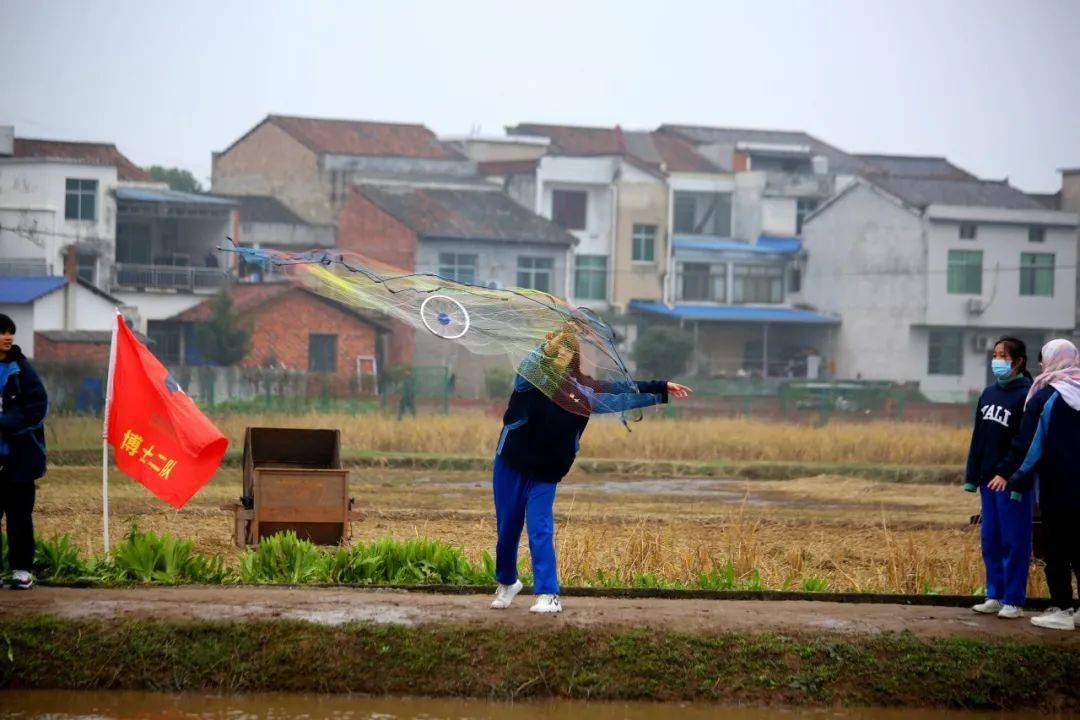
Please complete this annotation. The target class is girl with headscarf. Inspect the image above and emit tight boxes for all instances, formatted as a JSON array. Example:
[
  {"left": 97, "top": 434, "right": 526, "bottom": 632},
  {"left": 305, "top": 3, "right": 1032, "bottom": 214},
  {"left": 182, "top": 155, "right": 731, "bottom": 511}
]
[{"left": 1000, "top": 339, "right": 1080, "bottom": 630}]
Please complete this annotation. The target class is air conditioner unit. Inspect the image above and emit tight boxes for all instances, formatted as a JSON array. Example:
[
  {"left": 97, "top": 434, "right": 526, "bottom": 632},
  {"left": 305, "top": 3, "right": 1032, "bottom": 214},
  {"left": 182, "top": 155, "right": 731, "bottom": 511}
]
[
  {"left": 966, "top": 298, "right": 985, "bottom": 315},
  {"left": 972, "top": 334, "right": 994, "bottom": 353}
]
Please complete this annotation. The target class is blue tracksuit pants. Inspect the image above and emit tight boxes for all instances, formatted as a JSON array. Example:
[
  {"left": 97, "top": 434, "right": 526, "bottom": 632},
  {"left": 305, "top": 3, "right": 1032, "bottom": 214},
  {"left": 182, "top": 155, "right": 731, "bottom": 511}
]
[
  {"left": 492, "top": 455, "right": 559, "bottom": 595},
  {"left": 980, "top": 485, "right": 1033, "bottom": 606}
]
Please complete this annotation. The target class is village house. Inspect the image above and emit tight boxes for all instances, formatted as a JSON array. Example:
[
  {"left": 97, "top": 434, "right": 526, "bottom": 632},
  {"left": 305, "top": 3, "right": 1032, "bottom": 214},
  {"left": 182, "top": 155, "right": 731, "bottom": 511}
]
[{"left": 801, "top": 172, "right": 1079, "bottom": 401}]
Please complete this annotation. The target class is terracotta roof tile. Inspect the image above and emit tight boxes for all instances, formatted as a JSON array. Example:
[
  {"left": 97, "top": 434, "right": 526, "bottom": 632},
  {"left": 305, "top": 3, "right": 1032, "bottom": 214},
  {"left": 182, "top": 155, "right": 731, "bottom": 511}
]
[
  {"left": 267, "top": 115, "right": 452, "bottom": 159},
  {"left": 12, "top": 138, "right": 151, "bottom": 181}
]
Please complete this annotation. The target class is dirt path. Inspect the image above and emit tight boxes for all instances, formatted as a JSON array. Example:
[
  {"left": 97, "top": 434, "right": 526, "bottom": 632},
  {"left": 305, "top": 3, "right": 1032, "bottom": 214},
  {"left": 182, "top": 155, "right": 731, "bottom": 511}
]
[{"left": 1, "top": 586, "right": 1076, "bottom": 645}]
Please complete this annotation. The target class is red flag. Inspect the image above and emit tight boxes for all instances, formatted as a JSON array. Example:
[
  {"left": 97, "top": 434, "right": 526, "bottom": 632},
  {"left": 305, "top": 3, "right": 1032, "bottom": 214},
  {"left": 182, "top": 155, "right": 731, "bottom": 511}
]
[{"left": 105, "top": 314, "right": 228, "bottom": 508}]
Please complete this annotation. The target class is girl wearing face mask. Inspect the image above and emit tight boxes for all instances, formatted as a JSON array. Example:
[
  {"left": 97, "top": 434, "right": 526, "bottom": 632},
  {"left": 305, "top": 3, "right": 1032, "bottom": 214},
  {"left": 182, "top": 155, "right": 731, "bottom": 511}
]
[{"left": 963, "top": 337, "right": 1033, "bottom": 620}]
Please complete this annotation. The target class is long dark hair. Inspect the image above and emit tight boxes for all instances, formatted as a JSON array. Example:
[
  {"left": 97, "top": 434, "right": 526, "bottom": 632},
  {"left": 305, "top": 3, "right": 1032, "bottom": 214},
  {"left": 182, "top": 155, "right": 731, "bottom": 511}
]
[{"left": 995, "top": 336, "right": 1032, "bottom": 379}]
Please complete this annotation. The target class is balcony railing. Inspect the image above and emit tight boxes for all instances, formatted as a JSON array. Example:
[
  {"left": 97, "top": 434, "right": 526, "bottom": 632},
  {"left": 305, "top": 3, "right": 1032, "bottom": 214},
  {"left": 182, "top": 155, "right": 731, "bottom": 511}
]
[
  {"left": 762, "top": 171, "right": 832, "bottom": 197},
  {"left": 114, "top": 263, "right": 226, "bottom": 292},
  {"left": 0, "top": 259, "right": 50, "bottom": 277}
]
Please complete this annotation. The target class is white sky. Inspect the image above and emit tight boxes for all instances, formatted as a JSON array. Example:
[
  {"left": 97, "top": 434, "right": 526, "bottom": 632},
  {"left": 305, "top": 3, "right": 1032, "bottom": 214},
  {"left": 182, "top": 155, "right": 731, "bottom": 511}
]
[{"left": 2, "top": 0, "right": 1078, "bottom": 192}]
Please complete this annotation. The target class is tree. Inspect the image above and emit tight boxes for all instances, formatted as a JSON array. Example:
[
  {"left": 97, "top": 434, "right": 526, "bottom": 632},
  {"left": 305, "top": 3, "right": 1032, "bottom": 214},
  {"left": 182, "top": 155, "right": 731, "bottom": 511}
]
[
  {"left": 194, "top": 290, "right": 251, "bottom": 366},
  {"left": 633, "top": 325, "right": 694, "bottom": 379},
  {"left": 146, "top": 165, "right": 203, "bottom": 193}
]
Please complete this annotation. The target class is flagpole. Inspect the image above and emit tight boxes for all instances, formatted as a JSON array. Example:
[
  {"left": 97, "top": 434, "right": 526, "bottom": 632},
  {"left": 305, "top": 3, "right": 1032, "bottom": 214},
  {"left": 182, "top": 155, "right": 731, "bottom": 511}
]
[{"left": 102, "top": 311, "right": 120, "bottom": 553}]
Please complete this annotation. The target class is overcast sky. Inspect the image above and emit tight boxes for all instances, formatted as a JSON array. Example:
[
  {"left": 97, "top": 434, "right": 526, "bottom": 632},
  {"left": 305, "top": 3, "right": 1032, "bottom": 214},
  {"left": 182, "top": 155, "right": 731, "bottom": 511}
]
[{"left": 3, "top": 0, "right": 1078, "bottom": 192}]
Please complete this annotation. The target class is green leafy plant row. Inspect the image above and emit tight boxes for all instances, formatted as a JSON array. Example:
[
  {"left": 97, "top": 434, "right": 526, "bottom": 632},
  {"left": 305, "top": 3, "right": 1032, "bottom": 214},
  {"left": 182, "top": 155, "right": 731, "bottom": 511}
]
[{"left": 16, "top": 530, "right": 849, "bottom": 592}]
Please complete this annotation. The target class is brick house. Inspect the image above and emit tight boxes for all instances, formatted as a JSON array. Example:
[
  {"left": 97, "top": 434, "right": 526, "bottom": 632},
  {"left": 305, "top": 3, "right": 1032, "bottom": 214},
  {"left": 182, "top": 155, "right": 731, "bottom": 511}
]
[
  {"left": 167, "top": 283, "right": 391, "bottom": 381},
  {"left": 211, "top": 114, "right": 468, "bottom": 226}
]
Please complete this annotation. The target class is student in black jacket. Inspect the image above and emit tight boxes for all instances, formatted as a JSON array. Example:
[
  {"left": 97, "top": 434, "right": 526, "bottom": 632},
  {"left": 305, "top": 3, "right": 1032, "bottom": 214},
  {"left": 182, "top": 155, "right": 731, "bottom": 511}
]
[
  {"left": 1004, "top": 339, "right": 1080, "bottom": 631},
  {"left": 0, "top": 313, "right": 49, "bottom": 590},
  {"left": 964, "top": 337, "right": 1033, "bottom": 619},
  {"left": 489, "top": 328, "right": 691, "bottom": 614}
]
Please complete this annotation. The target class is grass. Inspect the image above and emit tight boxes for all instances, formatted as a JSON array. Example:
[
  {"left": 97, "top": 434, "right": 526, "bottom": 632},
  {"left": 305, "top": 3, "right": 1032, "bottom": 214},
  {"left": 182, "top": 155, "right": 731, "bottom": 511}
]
[
  {"left": 29, "top": 464, "right": 1034, "bottom": 597},
  {"left": 45, "top": 411, "right": 971, "bottom": 465},
  {"left": 2, "top": 616, "right": 1079, "bottom": 708},
  {"left": 27, "top": 410, "right": 1016, "bottom": 597}
]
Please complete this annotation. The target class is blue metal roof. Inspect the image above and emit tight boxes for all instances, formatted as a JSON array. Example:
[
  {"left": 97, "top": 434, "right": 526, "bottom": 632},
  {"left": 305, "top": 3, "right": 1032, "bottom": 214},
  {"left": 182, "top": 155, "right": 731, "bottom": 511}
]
[
  {"left": 114, "top": 187, "right": 238, "bottom": 206},
  {"left": 629, "top": 300, "right": 839, "bottom": 325},
  {"left": 672, "top": 235, "right": 802, "bottom": 254},
  {"left": 0, "top": 276, "right": 67, "bottom": 304}
]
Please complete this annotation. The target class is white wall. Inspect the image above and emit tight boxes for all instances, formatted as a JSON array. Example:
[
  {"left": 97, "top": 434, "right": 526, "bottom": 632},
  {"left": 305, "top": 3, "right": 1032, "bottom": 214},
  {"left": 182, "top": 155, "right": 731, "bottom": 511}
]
[
  {"left": 925, "top": 219, "right": 1077, "bottom": 331},
  {"left": 0, "top": 304, "right": 34, "bottom": 356},
  {"left": 800, "top": 183, "right": 928, "bottom": 384},
  {"left": 0, "top": 160, "right": 117, "bottom": 285},
  {"left": 760, "top": 197, "right": 797, "bottom": 237},
  {"left": 112, "top": 291, "right": 204, "bottom": 330}
]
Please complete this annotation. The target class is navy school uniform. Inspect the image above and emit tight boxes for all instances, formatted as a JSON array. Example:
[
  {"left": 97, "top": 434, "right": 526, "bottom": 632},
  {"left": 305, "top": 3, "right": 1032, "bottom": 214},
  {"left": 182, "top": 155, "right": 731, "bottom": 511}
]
[
  {"left": 1009, "top": 387, "right": 1080, "bottom": 609},
  {"left": 494, "top": 358, "right": 668, "bottom": 595},
  {"left": 963, "top": 375, "right": 1033, "bottom": 607}
]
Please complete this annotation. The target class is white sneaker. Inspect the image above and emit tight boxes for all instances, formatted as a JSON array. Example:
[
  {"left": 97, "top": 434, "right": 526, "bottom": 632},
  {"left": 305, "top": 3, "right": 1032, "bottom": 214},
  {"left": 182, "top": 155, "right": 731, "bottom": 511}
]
[
  {"left": 997, "top": 604, "right": 1023, "bottom": 619},
  {"left": 972, "top": 599, "right": 1003, "bottom": 614},
  {"left": 10, "top": 570, "right": 33, "bottom": 590},
  {"left": 1031, "top": 607, "right": 1075, "bottom": 631},
  {"left": 529, "top": 594, "right": 562, "bottom": 614},
  {"left": 490, "top": 580, "right": 523, "bottom": 609}
]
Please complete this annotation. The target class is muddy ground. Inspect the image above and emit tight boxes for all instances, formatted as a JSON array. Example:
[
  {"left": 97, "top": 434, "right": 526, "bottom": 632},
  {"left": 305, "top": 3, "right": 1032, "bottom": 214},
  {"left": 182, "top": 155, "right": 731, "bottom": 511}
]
[{"left": 2, "top": 586, "right": 1076, "bottom": 645}]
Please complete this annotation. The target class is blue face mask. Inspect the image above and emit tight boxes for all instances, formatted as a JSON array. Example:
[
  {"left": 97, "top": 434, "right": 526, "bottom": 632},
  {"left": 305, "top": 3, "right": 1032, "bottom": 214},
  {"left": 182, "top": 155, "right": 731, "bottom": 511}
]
[{"left": 991, "top": 359, "right": 1014, "bottom": 379}]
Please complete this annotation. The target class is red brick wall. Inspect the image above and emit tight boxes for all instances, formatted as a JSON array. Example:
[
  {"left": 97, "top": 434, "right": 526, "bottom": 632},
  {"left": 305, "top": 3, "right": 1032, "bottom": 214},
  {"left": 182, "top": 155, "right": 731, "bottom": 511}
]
[
  {"left": 336, "top": 188, "right": 417, "bottom": 365},
  {"left": 244, "top": 288, "right": 378, "bottom": 376},
  {"left": 34, "top": 334, "right": 110, "bottom": 362}
]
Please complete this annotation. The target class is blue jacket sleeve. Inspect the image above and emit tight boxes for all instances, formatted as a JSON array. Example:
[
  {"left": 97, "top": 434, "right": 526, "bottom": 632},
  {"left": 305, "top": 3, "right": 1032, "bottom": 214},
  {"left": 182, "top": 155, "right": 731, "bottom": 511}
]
[
  {"left": 572, "top": 378, "right": 668, "bottom": 415},
  {"left": 963, "top": 400, "right": 981, "bottom": 491},
  {"left": 1008, "top": 392, "right": 1058, "bottom": 495}
]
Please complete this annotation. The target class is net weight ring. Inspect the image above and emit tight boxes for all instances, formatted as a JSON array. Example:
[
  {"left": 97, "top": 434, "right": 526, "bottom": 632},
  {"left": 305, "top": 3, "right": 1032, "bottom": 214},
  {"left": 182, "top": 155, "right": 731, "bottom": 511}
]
[{"left": 420, "top": 294, "right": 471, "bottom": 339}]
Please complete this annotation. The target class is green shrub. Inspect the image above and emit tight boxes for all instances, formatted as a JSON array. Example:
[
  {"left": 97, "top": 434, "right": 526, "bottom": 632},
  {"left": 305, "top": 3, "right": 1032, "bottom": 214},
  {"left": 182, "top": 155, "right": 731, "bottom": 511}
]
[
  {"left": 33, "top": 534, "right": 88, "bottom": 582},
  {"left": 239, "top": 531, "right": 328, "bottom": 584},
  {"left": 105, "top": 527, "right": 228, "bottom": 584},
  {"left": 801, "top": 575, "right": 829, "bottom": 593},
  {"left": 634, "top": 325, "right": 694, "bottom": 378},
  {"left": 328, "top": 537, "right": 490, "bottom": 585},
  {"left": 483, "top": 366, "right": 515, "bottom": 399}
]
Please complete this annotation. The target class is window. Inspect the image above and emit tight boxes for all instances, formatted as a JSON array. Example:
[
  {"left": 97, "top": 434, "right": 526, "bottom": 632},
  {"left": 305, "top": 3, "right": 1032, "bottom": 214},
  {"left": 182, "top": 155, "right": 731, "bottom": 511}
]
[
  {"left": 796, "top": 198, "right": 819, "bottom": 234},
  {"left": 672, "top": 191, "right": 732, "bottom": 236},
  {"left": 1020, "top": 252, "right": 1054, "bottom": 297},
  {"left": 733, "top": 264, "right": 784, "bottom": 303},
  {"left": 673, "top": 195, "right": 697, "bottom": 234},
  {"left": 65, "top": 179, "right": 97, "bottom": 221},
  {"left": 147, "top": 321, "right": 182, "bottom": 365},
  {"left": 76, "top": 252, "right": 96, "bottom": 284},
  {"left": 308, "top": 334, "right": 338, "bottom": 373},
  {"left": 928, "top": 331, "right": 963, "bottom": 375},
  {"left": 1028, "top": 226, "right": 1045, "bottom": 243},
  {"left": 959, "top": 222, "right": 977, "bottom": 240},
  {"left": 116, "top": 223, "right": 151, "bottom": 264},
  {"left": 632, "top": 224, "right": 656, "bottom": 262},
  {"left": 679, "top": 262, "right": 725, "bottom": 302},
  {"left": 789, "top": 265, "right": 802, "bottom": 293},
  {"left": 517, "top": 256, "right": 554, "bottom": 293},
  {"left": 552, "top": 190, "right": 587, "bottom": 230},
  {"left": 947, "top": 250, "right": 982, "bottom": 294},
  {"left": 438, "top": 253, "right": 478, "bottom": 284},
  {"left": 574, "top": 255, "right": 607, "bottom": 300}
]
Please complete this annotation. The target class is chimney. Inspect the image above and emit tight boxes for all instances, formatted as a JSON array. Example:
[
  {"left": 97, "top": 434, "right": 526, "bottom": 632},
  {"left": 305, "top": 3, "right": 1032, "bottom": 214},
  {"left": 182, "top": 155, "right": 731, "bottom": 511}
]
[
  {"left": 62, "top": 246, "right": 78, "bottom": 330},
  {"left": 0, "top": 126, "right": 13, "bottom": 156},
  {"left": 614, "top": 124, "right": 626, "bottom": 154},
  {"left": 63, "top": 245, "right": 79, "bottom": 282}
]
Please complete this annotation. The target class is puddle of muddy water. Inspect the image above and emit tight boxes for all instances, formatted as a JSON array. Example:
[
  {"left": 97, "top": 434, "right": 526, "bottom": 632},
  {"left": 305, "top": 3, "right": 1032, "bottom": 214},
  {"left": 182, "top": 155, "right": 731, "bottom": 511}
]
[
  {"left": 433, "top": 477, "right": 775, "bottom": 505},
  {"left": 0, "top": 690, "right": 1072, "bottom": 720}
]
